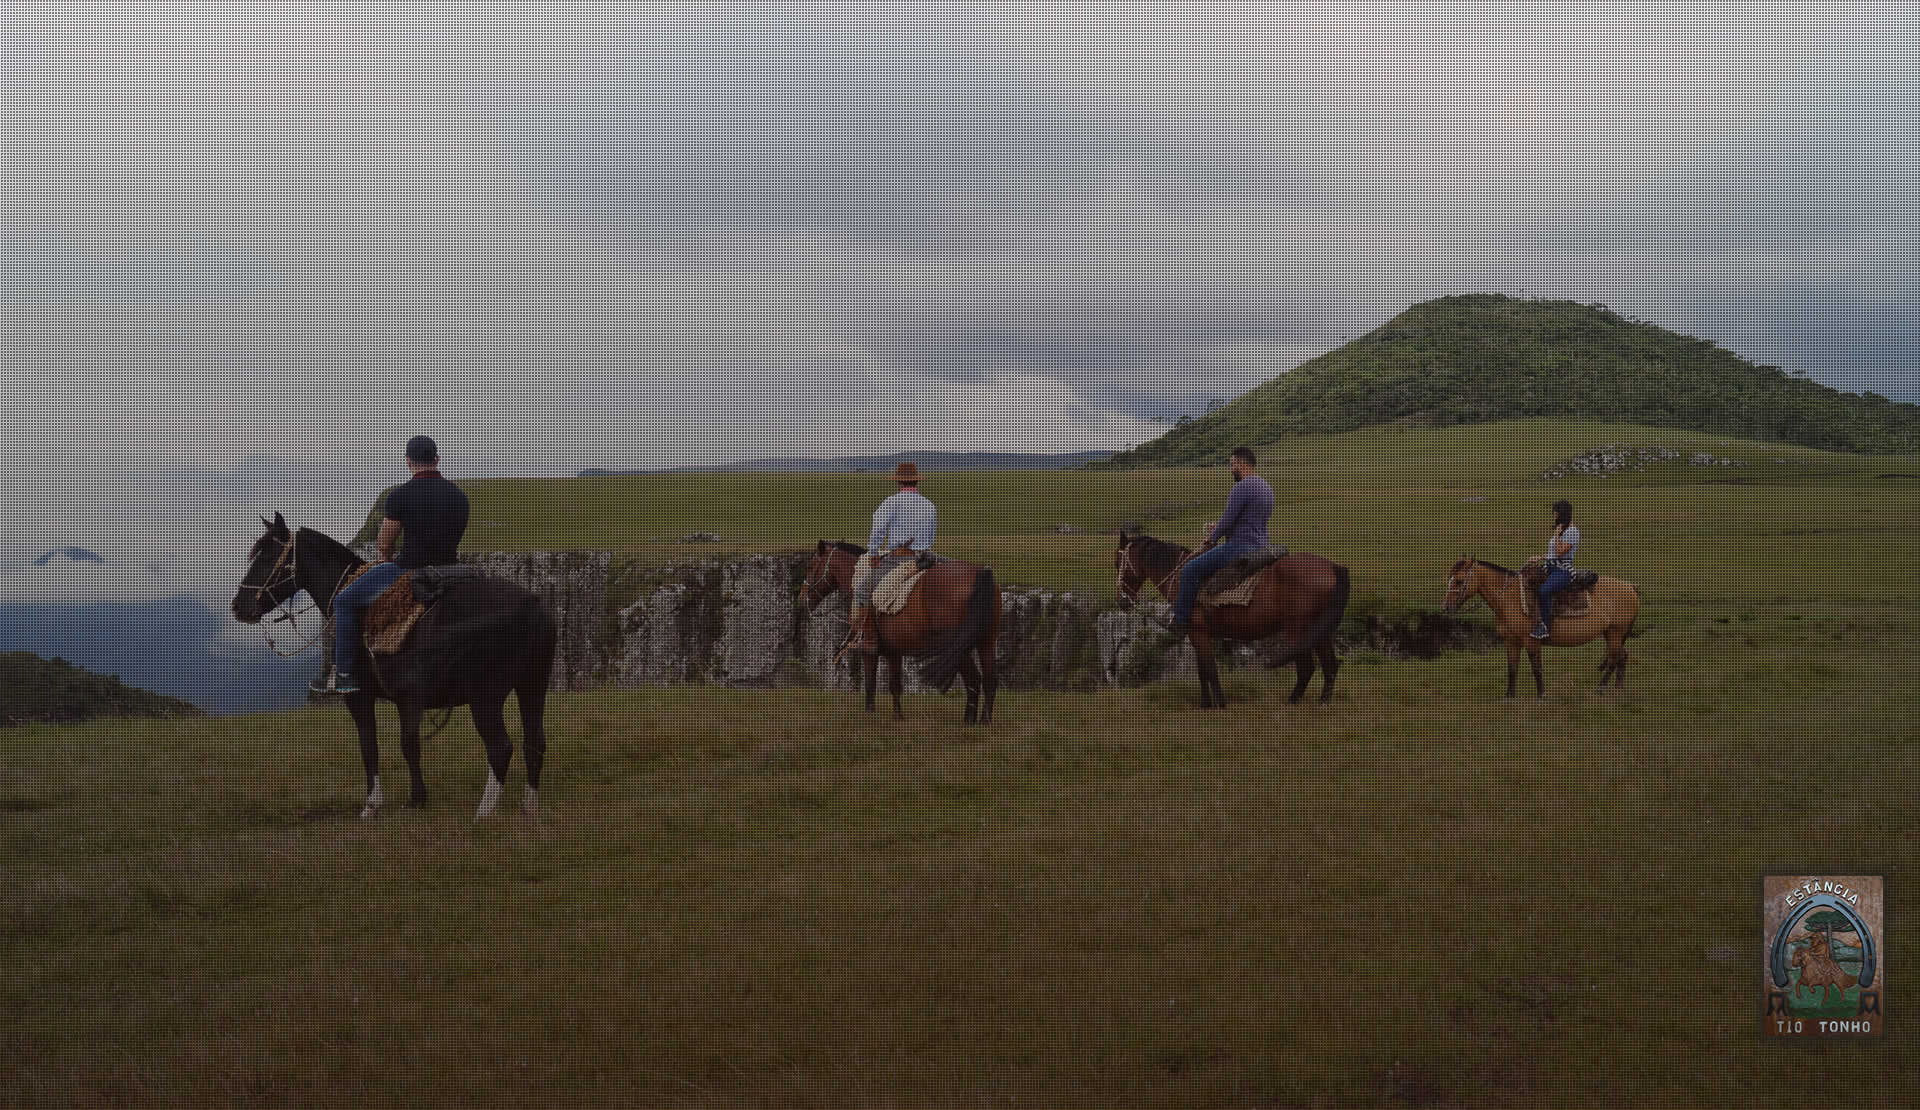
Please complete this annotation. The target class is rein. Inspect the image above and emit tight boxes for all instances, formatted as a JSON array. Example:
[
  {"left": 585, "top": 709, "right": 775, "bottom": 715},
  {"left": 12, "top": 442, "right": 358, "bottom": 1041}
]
[
  {"left": 802, "top": 551, "right": 853, "bottom": 627},
  {"left": 246, "top": 533, "right": 354, "bottom": 658},
  {"left": 1118, "top": 542, "right": 1187, "bottom": 605}
]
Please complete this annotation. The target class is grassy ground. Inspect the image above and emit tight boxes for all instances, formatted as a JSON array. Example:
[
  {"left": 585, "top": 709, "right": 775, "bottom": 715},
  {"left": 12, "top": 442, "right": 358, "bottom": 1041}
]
[{"left": 11, "top": 422, "right": 1918, "bottom": 1107}]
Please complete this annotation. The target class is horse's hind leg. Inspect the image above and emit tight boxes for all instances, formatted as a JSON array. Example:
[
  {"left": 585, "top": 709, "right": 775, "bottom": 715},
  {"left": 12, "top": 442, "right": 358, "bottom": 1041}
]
[
  {"left": 515, "top": 680, "right": 548, "bottom": 814},
  {"left": 347, "top": 693, "right": 384, "bottom": 819},
  {"left": 1284, "top": 651, "right": 1314, "bottom": 705},
  {"left": 1316, "top": 639, "right": 1341, "bottom": 704},
  {"left": 886, "top": 654, "right": 905, "bottom": 721},
  {"left": 979, "top": 648, "right": 998, "bottom": 725},
  {"left": 1599, "top": 629, "right": 1629, "bottom": 692},
  {"left": 958, "top": 653, "right": 982, "bottom": 725},
  {"left": 469, "top": 695, "right": 515, "bottom": 820},
  {"left": 862, "top": 656, "right": 879, "bottom": 714}
]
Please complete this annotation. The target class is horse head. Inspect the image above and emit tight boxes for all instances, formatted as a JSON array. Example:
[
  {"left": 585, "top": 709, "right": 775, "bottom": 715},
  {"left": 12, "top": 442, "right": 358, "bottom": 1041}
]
[
  {"left": 800, "top": 540, "right": 858, "bottom": 611},
  {"left": 232, "top": 513, "right": 299, "bottom": 624},
  {"left": 1441, "top": 557, "right": 1480, "bottom": 613}
]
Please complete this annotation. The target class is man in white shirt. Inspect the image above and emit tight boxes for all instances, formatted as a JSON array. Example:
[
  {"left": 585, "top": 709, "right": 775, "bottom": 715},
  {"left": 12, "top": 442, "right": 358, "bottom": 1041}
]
[
  {"left": 1533, "top": 498, "right": 1581, "bottom": 639},
  {"left": 844, "top": 461, "right": 937, "bottom": 657}
]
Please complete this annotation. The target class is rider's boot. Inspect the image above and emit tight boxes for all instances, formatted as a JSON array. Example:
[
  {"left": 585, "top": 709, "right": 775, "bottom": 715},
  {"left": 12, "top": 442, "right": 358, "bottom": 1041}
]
[{"left": 837, "top": 602, "right": 879, "bottom": 662}]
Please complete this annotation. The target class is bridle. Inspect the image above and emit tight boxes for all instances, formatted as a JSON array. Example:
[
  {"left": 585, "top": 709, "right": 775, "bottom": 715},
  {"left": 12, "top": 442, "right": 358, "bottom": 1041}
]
[
  {"left": 1116, "top": 541, "right": 1186, "bottom": 607},
  {"left": 800, "top": 549, "right": 845, "bottom": 612},
  {"left": 1442, "top": 560, "right": 1490, "bottom": 614},
  {"left": 241, "top": 530, "right": 351, "bottom": 658}
]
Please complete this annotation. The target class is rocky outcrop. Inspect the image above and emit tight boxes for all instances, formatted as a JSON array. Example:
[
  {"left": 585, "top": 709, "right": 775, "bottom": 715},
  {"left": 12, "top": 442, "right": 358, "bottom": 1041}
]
[
  {"left": 1541, "top": 444, "right": 1749, "bottom": 480},
  {"left": 462, "top": 551, "right": 1493, "bottom": 693}
]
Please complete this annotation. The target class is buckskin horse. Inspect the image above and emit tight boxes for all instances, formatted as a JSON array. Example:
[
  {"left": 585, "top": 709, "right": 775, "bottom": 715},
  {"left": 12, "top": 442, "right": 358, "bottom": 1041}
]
[
  {"left": 1114, "top": 532, "right": 1351, "bottom": 709},
  {"left": 1440, "top": 556, "right": 1639, "bottom": 698},
  {"left": 800, "top": 541, "right": 1000, "bottom": 724},
  {"left": 232, "top": 513, "right": 557, "bottom": 819}
]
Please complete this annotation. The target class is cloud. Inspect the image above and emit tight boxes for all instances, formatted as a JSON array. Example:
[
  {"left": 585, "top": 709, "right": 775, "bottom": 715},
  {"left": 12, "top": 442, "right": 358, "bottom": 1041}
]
[{"left": 2, "top": 1, "right": 1915, "bottom": 522}]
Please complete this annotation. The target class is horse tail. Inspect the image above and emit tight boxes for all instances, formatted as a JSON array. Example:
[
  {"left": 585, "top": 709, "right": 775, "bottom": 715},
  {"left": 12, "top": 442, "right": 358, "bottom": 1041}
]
[
  {"left": 1278, "top": 561, "right": 1351, "bottom": 663},
  {"left": 919, "top": 566, "right": 997, "bottom": 694}
]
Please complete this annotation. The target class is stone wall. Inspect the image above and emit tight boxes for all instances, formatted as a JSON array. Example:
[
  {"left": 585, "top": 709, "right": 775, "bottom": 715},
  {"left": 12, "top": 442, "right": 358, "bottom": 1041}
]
[{"left": 466, "top": 551, "right": 1486, "bottom": 693}]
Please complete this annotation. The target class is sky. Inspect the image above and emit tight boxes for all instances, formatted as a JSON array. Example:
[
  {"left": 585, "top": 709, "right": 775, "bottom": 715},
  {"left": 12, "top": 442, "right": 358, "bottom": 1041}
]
[{"left": 2, "top": 1, "right": 1917, "bottom": 603}]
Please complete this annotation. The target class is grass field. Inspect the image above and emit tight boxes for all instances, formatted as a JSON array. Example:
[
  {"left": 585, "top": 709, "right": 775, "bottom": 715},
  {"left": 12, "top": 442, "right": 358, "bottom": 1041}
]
[{"left": 12, "top": 421, "right": 1919, "bottom": 1107}]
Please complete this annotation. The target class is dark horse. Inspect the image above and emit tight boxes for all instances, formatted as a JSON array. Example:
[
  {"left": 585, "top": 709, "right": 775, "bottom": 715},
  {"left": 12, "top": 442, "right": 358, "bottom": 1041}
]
[
  {"left": 1114, "top": 532, "right": 1351, "bottom": 709},
  {"left": 231, "top": 514, "right": 557, "bottom": 819},
  {"left": 799, "top": 541, "right": 1000, "bottom": 724}
]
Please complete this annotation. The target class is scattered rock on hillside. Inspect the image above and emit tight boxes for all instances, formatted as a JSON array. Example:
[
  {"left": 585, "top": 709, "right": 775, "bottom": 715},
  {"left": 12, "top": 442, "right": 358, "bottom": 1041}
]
[{"left": 1541, "top": 444, "right": 1752, "bottom": 480}]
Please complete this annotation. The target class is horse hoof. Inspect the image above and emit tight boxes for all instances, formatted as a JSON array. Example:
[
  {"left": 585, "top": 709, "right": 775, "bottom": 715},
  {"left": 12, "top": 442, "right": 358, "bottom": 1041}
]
[
  {"left": 522, "top": 787, "right": 540, "bottom": 816},
  {"left": 360, "top": 804, "right": 380, "bottom": 820},
  {"left": 475, "top": 773, "right": 504, "bottom": 820}
]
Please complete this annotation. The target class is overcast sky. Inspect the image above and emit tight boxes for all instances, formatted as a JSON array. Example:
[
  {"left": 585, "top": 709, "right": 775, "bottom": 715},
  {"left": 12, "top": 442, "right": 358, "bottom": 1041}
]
[{"left": 2, "top": 3, "right": 1917, "bottom": 590}]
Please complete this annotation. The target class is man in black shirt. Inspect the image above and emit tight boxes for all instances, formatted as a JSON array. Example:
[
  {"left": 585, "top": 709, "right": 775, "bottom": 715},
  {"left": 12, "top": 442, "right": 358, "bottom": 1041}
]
[{"left": 317, "top": 435, "right": 470, "bottom": 693}]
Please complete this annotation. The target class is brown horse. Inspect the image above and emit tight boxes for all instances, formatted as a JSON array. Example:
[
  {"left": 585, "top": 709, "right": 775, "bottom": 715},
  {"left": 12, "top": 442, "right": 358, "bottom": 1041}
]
[
  {"left": 1114, "top": 533, "right": 1350, "bottom": 709},
  {"left": 1440, "top": 557, "right": 1639, "bottom": 698},
  {"left": 800, "top": 541, "right": 1001, "bottom": 724}
]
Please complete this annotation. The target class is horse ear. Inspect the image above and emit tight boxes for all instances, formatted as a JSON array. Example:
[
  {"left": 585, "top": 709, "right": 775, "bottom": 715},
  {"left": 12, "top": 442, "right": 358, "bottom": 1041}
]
[
  {"left": 272, "top": 512, "right": 289, "bottom": 538},
  {"left": 817, "top": 539, "right": 829, "bottom": 554}
]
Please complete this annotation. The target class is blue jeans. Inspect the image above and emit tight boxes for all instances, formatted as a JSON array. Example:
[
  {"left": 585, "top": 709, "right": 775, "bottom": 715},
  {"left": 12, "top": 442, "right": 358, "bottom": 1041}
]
[
  {"left": 1537, "top": 566, "right": 1574, "bottom": 625},
  {"left": 334, "top": 561, "right": 405, "bottom": 673},
  {"left": 1173, "top": 541, "right": 1256, "bottom": 625}
]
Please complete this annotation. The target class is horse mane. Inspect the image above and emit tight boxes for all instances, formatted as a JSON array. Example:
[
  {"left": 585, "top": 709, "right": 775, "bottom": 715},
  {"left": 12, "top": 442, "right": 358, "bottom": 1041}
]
[
  {"left": 1470, "top": 557, "right": 1518, "bottom": 577},
  {"left": 1127, "top": 534, "right": 1190, "bottom": 568},
  {"left": 835, "top": 540, "right": 866, "bottom": 556},
  {"left": 297, "top": 526, "right": 366, "bottom": 567}
]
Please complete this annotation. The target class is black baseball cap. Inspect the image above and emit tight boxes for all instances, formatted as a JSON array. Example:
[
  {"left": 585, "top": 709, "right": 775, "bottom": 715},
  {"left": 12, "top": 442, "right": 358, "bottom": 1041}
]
[{"left": 405, "top": 435, "right": 439, "bottom": 463}]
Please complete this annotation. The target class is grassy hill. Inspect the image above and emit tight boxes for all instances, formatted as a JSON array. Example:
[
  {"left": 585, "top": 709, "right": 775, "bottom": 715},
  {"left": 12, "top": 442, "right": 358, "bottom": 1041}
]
[
  {"left": 1, "top": 651, "right": 203, "bottom": 727},
  {"left": 341, "top": 421, "right": 1918, "bottom": 615},
  {"left": 1108, "top": 295, "right": 1920, "bottom": 465}
]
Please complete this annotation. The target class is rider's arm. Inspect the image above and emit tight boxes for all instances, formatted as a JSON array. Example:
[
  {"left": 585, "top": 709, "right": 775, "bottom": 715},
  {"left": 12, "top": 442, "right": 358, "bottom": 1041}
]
[
  {"left": 376, "top": 517, "right": 402, "bottom": 562},
  {"left": 1211, "top": 485, "right": 1249, "bottom": 546}
]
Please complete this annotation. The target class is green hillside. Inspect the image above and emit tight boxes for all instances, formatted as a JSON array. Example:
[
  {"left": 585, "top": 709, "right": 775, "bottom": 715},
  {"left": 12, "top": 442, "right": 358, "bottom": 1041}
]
[
  {"left": 1109, "top": 295, "right": 1920, "bottom": 464},
  {"left": 1, "top": 651, "right": 203, "bottom": 727}
]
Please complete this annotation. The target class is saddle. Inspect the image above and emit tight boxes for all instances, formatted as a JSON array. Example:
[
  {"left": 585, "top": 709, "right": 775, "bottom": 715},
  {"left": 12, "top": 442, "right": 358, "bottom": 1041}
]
[
  {"left": 1521, "top": 558, "right": 1601, "bottom": 620},
  {"left": 336, "top": 563, "right": 486, "bottom": 654},
  {"left": 872, "top": 556, "right": 937, "bottom": 615},
  {"left": 1199, "top": 544, "right": 1287, "bottom": 607}
]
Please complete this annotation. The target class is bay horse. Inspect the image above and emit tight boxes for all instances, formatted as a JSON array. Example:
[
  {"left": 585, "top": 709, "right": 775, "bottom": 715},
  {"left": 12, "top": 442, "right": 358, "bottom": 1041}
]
[
  {"left": 799, "top": 541, "right": 1000, "bottom": 724},
  {"left": 1114, "top": 533, "right": 1350, "bottom": 709},
  {"left": 231, "top": 513, "right": 557, "bottom": 819},
  {"left": 1440, "top": 557, "right": 1639, "bottom": 698}
]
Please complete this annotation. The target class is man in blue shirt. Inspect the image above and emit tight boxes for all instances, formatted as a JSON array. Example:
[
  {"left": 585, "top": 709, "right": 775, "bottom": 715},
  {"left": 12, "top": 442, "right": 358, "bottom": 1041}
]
[
  {"left": 1169, "top": 446, "right": 1274, "bottom": 638},
  {"left": 844, "top": 461, "right": 937, "bottom": 657},
  {"left": 316, "top": 435, "right": 470, "bottom": 694}
]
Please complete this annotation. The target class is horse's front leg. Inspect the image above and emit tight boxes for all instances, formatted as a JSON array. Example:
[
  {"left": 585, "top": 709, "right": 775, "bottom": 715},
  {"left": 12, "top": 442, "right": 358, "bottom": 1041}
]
[
  {"left": 1528, "top": 645, "right": 1546, "bottom": 698},
  {"left": 886, "top": 653, "right": 905, "bottom": 721},
  {"left": 346, "top": 692, "right": 384, "bottom": 819},
  {"left": 398, "top": 703, "right": 429, "bottom": 809},
  {"left": 1191, "top": 629, "right": 1223, "bottom": 709},
  {"left": 1504, "top": 639, "right": 1521, "bottom": 699}
]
